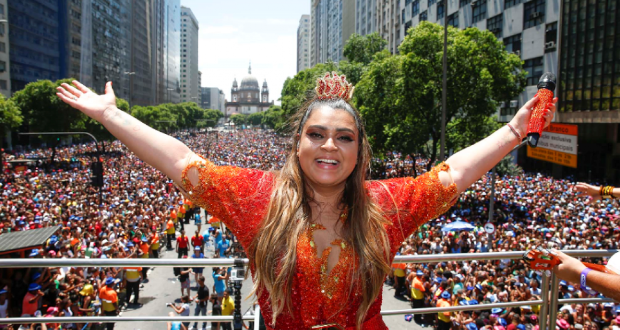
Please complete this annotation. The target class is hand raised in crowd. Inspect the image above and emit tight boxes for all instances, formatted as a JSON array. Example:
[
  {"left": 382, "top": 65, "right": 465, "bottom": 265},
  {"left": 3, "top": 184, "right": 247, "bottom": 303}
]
[{"left": 573, "top": 182, "right": 603, "bottom": 203}]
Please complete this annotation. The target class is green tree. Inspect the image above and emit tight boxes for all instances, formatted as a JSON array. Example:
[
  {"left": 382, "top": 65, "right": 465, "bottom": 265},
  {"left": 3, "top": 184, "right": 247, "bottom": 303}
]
[
  {"left": 247, "top": 112, "right": 264, "bottom": 126},
  {"left": 447, "top": 115, "right": 502, "bottom": 153},
  {"left": 280, "top": 62, "right": 339, "bottom": 120},
  {"left": 495, "top": 154, "right": 523, "bottom": 177},
  {"left": 131, "top": 105, "right": 177, "bottom": 132},
  {"left": 343, "top": 33, "right": 388, "bottom": 65},
  {"left": 229, "top": 114, "right": 248, "bottom": 126},
  {"left": 0, "top": 95, "right": 23, "bottom": 130},
  {"left": 262, "top": 105, "right": 285, "bottom": 131},
  {"left": 355, "top": 22, "right": 526, "bottom": 166},
  {"left": 11, "top": 79, "right": 89, "bottom": 137},
  {"left": 200, "top": 109, "right": 223, "bottom": 128}
]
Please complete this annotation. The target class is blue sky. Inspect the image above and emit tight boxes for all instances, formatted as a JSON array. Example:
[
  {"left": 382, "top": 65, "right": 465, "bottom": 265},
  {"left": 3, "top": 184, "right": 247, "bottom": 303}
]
[{"left": 180, "top": 0, "right": 309, "bottom": 105}]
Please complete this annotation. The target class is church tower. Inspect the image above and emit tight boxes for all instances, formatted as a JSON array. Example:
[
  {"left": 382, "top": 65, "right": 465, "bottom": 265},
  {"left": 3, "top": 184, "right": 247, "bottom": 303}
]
[
  {"left": 262, "top": 79, "right": 269, "bottom": 103},
  {"left": 231, "top": 78, "right": 238, "bottom": 102}
]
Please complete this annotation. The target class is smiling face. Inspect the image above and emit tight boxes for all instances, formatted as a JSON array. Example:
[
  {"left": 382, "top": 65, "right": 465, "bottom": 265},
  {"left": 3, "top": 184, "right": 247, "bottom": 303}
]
[{"left": 297, "top": 106, "right": 359, "bottom": 190}]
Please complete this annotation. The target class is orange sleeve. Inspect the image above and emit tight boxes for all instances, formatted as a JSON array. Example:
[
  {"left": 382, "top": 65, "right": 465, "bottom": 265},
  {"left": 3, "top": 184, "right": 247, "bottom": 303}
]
[
  {"left": 180, "top": 154, "right": 275, "bottom": 247},
  {"left": 367, "top": 163, "right": 458, "bottom": 253}
]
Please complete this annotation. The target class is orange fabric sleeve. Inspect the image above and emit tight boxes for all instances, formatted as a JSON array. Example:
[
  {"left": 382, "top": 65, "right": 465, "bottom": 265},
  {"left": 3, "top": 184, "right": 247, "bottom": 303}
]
[
  {"left": 368, "top": 163, "right": 458, "bottom": 253},
  {"left": 180, "top": 154, "right": 275, "bottom": 247}
]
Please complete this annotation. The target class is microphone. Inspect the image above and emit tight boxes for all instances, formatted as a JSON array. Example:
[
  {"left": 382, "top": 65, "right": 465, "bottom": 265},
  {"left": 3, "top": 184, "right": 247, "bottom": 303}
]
[{"left": 527, "top": 72, "right": 556, "bottom": 147}]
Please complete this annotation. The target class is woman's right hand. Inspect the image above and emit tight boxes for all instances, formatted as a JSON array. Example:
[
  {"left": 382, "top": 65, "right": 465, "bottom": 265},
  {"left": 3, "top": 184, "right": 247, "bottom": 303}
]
[{"left": 56, "top": 80, "right": 117, "bottom": 122}]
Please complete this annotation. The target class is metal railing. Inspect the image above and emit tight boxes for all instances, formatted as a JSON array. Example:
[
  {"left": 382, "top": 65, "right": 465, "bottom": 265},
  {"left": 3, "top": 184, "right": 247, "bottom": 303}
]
[{"left": 0, "top": 250, "right": 615, "bottom": 329}]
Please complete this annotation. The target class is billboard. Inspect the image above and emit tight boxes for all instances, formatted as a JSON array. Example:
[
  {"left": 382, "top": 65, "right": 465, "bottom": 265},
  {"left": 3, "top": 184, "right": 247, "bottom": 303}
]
[{"left": 526, "top": 123, "right": 578, "bottom": 168}]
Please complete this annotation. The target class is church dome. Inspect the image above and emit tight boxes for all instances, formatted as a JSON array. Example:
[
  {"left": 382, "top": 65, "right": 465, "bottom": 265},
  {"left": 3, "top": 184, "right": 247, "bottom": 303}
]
[
  {"left": 239, "top": 62, "right": 260, "bottom": 91},
  {"left": 239, "top": 75, "right": 259, "bottom": 90}
]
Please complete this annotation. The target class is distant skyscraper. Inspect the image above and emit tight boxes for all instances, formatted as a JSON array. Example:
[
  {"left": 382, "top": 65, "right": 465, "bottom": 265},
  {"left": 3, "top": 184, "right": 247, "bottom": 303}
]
[
  {"left": 310, "top": 0, "right": 356, "bottom": 66},
  {"left": 164, "top": 0, "right": 181, "bottom": 104},
  {"left": 129, "top": 0, "right": 155, "bottom": 106},
  {"left": 297, "top": 15, "right": 310, "bottom": 72},
  {"left": 180, "top": 6, "right": 199, "bottom": 103},
  {"left": 0, "top": 0, "right": 10, "bottom": 97},
  {"left": 377, "top": 0, "right": 400, "bottom": 54},
  {"left": 8, "top": 0, "right": 63, "bottom": 93},
  {"left": 198, "top": 70, "right": 202, "bottom": 89},
  {"left": 355, "top": 0, "right": 377, "bottom": 36},
  {"left": 201, "top": 87, "right": 223, "bottom": 112}
]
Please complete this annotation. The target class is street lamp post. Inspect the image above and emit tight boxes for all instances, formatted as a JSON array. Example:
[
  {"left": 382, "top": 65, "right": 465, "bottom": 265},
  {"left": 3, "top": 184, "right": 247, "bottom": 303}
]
[{"left": 124, "top": 72, "right": 136, "bottom": 109}]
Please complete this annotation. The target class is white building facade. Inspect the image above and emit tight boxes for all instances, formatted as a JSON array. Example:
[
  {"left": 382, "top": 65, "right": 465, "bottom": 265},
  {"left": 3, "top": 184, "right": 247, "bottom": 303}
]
[
  {"left": 180, "top": 6, "right": 199, "bottom": 103},
  {"left": 297, "top": 15, "right": 311, "bottom": 72}
]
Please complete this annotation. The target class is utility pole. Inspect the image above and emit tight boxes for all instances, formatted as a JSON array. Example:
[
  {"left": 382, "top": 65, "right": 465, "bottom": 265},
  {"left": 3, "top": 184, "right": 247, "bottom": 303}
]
[{"left": 439, "top": 0, "right": 448, "bottom": 162}]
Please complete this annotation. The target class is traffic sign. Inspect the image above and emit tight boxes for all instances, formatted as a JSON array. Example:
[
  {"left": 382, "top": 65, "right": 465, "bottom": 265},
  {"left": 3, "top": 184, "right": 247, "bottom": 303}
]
[{"left": 484, "top": 223, "right": 495, "bottom": 234}]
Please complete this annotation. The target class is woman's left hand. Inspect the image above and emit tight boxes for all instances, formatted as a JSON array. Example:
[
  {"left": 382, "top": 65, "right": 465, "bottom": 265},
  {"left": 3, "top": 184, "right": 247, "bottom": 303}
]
[{"left": 508, "top": 94, "right": 559, "bottom": 137}]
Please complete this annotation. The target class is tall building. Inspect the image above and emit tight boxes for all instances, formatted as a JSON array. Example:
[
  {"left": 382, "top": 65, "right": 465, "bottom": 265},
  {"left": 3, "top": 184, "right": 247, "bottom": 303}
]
[
  {"left": 197, "top": 70, "right": 202, "bottom": 89},
  {"left": 0, "top": 0, "right": 10, "bottom": 98},
  {"left": 62, "top": 0, "right": 82, "bottom": 81},
  {"left": 8, "top": 0, "right": 63, "bottom": 94},
  {"left": 355, "top": 0, "right": 377, "bottom": 36},
  {"left": 377, "top": 0, "right": 400, "bottom": 54},
  {"left": 225, "top": 64, "right": 273, "bottom": 119},
  {"left": 180, "top": 6, "right": 199, "bottom": 103},
  {"left": 549, "top": 0, "right": 620, "bottom": 182},
  {"left": 162, "top": 0, "right": 181, "bottom": 104},
  {"left": 297, "top": 15, "right": 310, "bottom": 72},
  {"left": 128, "top": 0, "right": 155, "bottom": 106},
  {"left": 201, "top": 87, "right": 223, "bottom": 111},
  {"left": 310, "top": 0, "right": 355, "bottom": 66},
  {"left": 78, "top": 0, "right": 131, "bottom": 100}
]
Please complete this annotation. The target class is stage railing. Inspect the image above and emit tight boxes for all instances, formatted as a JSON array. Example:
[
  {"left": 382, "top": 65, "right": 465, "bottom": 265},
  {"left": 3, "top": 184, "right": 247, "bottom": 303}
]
[{"left": 0, "top": 250, "right": 615, "bottom": 330}]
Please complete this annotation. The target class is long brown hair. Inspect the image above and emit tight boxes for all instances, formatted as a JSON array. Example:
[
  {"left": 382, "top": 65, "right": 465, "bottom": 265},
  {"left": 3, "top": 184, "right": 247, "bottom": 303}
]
[{"left": 250, "top": 96, "right": 392, "bottom": 328}]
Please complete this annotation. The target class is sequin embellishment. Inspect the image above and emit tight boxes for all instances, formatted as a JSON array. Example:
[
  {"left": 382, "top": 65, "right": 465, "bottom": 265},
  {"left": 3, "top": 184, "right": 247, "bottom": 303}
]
[{"left": 180, "top": 157, "right": 458, "bottom": 329}]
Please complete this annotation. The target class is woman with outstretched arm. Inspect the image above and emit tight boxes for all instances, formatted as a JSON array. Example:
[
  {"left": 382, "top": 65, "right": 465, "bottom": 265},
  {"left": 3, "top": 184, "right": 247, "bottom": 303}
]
[{"left": 57, "top": 75, "right": 556, "bottom": 329}]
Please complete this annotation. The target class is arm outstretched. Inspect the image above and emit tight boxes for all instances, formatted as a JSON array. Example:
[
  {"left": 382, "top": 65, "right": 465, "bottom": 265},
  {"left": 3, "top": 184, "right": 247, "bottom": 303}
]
[
  {"left": 444, "top": 95, "right": 557, "bottom": 193},
  {"left": 56, "top": 80, "right": 193, "bottom": 184}
]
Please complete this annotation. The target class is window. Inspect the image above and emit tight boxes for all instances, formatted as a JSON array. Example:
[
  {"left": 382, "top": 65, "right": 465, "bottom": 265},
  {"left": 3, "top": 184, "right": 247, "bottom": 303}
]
[
  {"left": 524, "top": 57, "right": 544, "bottom": 85},
  {"left": 487, "top": 14, "right": 503, "bottom": 38},
  {"left": 460, "top": 0, "right": 471, "bottom": 7},
  {"left": 448, "top": 12, "right": 459, "bottom": 27},
  {"left": 504, "top": 0, "right": 522, "bottom": 9},
  {"left": 0, "top": 80, "right": 6, "bottom": 90},
  {"left": 524, "top": 0, "right": 545, "bottom": 29},
  {"left": 402, "top": 9, "right": 406, "bottom": 23},
  {"left": 412, "top": 0, "right": 420, "bottom": 16},
  {"left": 0, "top": 4, "right": 4, "bottom": 15},
  {"left": 428, "top": 0, "right": 436, "bottom": 6},
  {"left": 406, "top": 0, "right": 412, "bottom": 5},
  {"left": 500, "top": 104, "right": 518, "bottom": 117},
  {"left": 0, "top": 42, "right": 5, "bottom": 53},
  {"left": 504, "top": 34, "right": 521, "bottom": 54},
  {"left": 545, "top": 22, "right": 557, "bottom": 52},
  {"left": 472, "top": 1, "right": 487, "bottom": 23},
  {"left": 0, "top": 61, "right": 5, "bottom": 73},
  {"left": 437, "top": 2, "right": 445, "bottom": 19},
  {"left": 420, "top": 10, "right": 428, "bottom": 21},
  {"left": 405, "top": 21, "right": 412, "bottom": 34}
]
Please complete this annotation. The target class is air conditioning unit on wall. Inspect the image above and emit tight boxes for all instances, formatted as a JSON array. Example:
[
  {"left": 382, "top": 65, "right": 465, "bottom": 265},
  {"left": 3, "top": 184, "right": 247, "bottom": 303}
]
[{"left": 545, "top": 41, "right": 556, "bottom": 49}]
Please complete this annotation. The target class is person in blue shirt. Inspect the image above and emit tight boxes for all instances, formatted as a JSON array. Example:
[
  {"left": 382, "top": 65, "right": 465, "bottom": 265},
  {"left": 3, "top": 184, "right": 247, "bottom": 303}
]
[
  {"left": 216, "top": 235, "right": 231, "bottom": 258},
  {"left": 167, "top": 311, "right": 186, "bottom": 330},
  {"left": 212, "top": 267, "right": 229, "bottom": 303},
  {"left": 191, "top": 246, "right": 204, "bottom": 284}
]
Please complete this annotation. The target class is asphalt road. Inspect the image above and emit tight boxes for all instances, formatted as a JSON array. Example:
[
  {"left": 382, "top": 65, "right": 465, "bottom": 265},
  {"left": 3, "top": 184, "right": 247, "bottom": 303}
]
[{"left": 114, "top": 212, "right": 426, "bottom": 330}]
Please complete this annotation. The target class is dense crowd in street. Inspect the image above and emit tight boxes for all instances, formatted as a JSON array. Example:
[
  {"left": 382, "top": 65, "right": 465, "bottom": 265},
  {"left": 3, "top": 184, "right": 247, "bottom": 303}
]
[{"left": 0, "top": 129, "right": 619, "bottom": 330}]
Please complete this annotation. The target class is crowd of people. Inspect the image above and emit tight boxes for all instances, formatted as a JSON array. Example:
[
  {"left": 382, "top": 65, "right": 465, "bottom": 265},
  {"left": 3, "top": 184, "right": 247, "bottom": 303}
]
[{"left": 0, "top": 129, "right": 619, "bottom": 330}]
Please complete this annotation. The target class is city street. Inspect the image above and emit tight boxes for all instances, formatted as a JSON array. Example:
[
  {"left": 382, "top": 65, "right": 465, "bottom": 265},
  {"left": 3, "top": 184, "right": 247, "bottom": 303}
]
[{"left": 115, "top": 212, "right": 425, "bottom": 330}]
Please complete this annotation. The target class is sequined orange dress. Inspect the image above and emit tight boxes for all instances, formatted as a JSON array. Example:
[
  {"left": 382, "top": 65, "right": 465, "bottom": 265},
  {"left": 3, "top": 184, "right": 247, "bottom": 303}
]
[{"left": 181, "top": 156, "right": 457, "bottom": 329}]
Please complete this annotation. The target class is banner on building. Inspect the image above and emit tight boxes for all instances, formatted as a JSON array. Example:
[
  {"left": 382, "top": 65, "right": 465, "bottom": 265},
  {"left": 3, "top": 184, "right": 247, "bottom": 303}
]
[{"left": 526, "top": 123, "right": 578, "bottom": 168}]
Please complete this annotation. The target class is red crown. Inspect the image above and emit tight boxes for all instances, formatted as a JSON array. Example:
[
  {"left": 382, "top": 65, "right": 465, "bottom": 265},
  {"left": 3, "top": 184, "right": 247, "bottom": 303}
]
[{"left": 315, "top": 72, "right": 354, "bottom": 101}]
